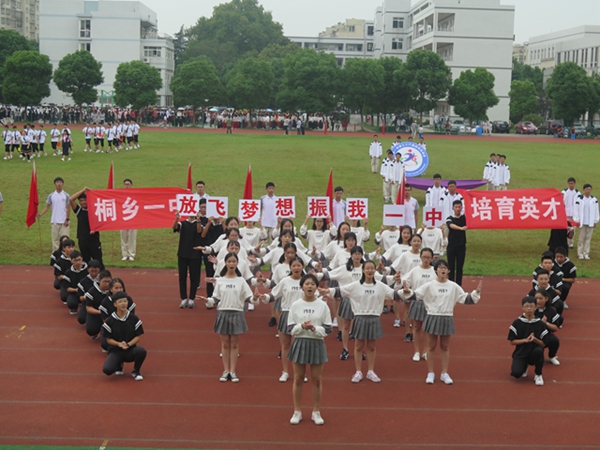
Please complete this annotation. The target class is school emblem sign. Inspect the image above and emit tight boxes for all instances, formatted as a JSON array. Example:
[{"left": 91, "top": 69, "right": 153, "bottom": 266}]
[{"left": 391, "top": 142, "right": 429, "bottom": 177}]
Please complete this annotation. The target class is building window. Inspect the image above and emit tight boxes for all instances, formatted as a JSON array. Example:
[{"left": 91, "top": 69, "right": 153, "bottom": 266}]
[
  {"left": 348, "top": 25, "right": 355, "bottom": 32},
  {"left": 79, "top": 42, "right": 91, "bottom": 51},
  {"left": 367, "top": 43, "right": 374, "bottom": 52},
  {"left": 391, "top": 39, "right": 403, "bottom": 50},
  {"left": 144, "top": 46, "right": 162, "bottom": 58},
  {"left": 392, "top": 17, "right": 404, "bottom": 29},
  {"left": 336, "top": 58, "right": 343, "bottom": 67},
  {"left": 367, "top": 25, "right": 374, "bottom": 36},
  {"left": 79, "top": 19, "right": 91, "bottom": 38},
  {"left": 346, "top": 44, "right": 363, "bottom": 52}
]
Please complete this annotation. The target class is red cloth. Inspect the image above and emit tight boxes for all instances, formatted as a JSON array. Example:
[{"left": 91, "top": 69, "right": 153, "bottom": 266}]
[{"left": 26, "top": 162, "right": 39, "bottom": 228}]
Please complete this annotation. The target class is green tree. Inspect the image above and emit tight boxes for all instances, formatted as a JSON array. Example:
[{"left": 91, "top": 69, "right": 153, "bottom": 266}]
[
  {"left": 342, "top": 58, "right": 384, "bottom": 128},
  {"left": 377, "top": 56, "right": 408, "bottom": 117},
  {"left": 53, "top": 50, "right": 104, "bottom": 105},
  {"left": 546, "top": 62, "right": 590, "bottom": 124},
  {"left": 396, "top": 50, "right": 451, "bottom": 123},
  {"left": 277, "top": 49, "right": 340, "bottom": 112},
  {"left": 258, "top": 43, "right": 299, "bottom": 106},
  {"left": 512, "top": 59, "right": 544, "bottom": 94},
  {"left": 171, "top": 56, "right": 225, "bottom": 120},
  {"left": 448, "top": 67, "right": 499, "bottom": 124},
  {"left": 226, "top": 57, "right": 273, "bottom": 110},
  {"left": 182, "top": 0, "right": 289, "bottom": 72},
  {"left": 0, "top": 29, "right": 37, "bottom": 102},
  {"left": 587, "top": 73, "right": 600, "bottom": 125},
  {"left": 113, "top": 60, "right": 162, "bottom": 110},
  {"left": 173, "top": 25, "right": 187, "bottom": 67},
  {"left": 508, "top": 80, "right": 538, "bottom": 123},
  {"left": 2, "top": 50, "right": 52, "bottom": 105}
]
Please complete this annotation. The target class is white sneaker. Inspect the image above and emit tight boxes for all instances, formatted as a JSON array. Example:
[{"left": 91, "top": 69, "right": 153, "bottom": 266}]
[
  {"left": 229, "top": 372, "right": 239, "bottom": 383},
  {"left": 366, "top": 370, "right": 381, "bottom": 383},
  {"left": 534, "top": 374, "right": 544, "bottom": 386},
  {"left": 128, "top": 256, "right": 135, "bottom": 261},
  {"left": 584, "top": 255, "right": 590, "bottom": 260},
  {"left": 187, "top": 299, "right": 195, "bottom": 309},
  {"left": 67, "top": 157, "right": 71, "bottom": 161},
  {"left": 247, "top": 303, "right": 254, "bottom": 311},
  {"left": 219, "top": 371, "right": 229, "bottom": 382},
  {"left": 412, "top": 352, "right": 420, "bottom": 362},
  {"left": 332, "top": 317, "right": 338, "bottom": 327},
  {"left": 521, "top": 369, "right": 528, "bottom": 378},
  {"left": 351, "top": 371, "right": 363, "bottom": 383},
  {"left": 304, "top": 377, "right": 308, "bottom": 383},
  {"left": 179, "top": 299, "right": 188, "bottom": 308},
  {"left": 290, "top": 411, "right": 302, "bottom": 425},
  {"left": 393, "top": 319, "right": 401, "bottom": 328},
  {"left": 279, "top": 372, "right": 289, "bottom": 382},
  {"left": 121, "top": 256, "right": 128, "bottom": 261},
  {"left": 440, "top": 373, "right": 453, "bottom": 385},
  {"left": 422, "top": 353, "right": 427, "bottom": 361},
  {"left": 311, "top": 411, "right": 324, "bottom": 425},
  {"left": 426, "top": 372, "right": 435, "bottom": 384},
  {"left": 563, "top": 303, "right": 569, "bottom": 310},
  {"left": 549, "top": 357, "right": 560, "bottom": 366}
]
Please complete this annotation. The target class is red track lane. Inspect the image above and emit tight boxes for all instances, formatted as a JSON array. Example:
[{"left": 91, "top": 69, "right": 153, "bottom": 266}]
[{"left": 1, "top": 265, "right": 599, "bottom": 449}]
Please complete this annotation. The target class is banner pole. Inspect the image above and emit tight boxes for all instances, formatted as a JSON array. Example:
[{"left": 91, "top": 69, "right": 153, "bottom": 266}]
[{"left": 37, "top": 219, "right": 44, "bottom": 263}]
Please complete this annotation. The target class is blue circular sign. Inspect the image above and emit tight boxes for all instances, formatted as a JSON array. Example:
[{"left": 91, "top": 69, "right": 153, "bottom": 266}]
[{"left": 391, "top": 142, "right": 429, "bottom": 177}]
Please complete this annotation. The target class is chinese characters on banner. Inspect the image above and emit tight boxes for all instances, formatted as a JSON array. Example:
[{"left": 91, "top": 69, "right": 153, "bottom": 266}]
[
  {"left": 346, "top": 198, "right": 368, "bottom": 220},
  {"left": 238, "top": 199, "right": 261, "bottom": 222},
  {"left": 423, "top": 206, "right": 445, "bottom": 228},
  {"left": 275, "top": 196, "right": 296, "bottom": 218},
  {"left": 207, "top": 197, "right": 229, "bottom": 218},
  {"left": 88, "top": 188, "right": 189, "bottom": 231},
  {"left": 383, "top": 205, "right": 405, "bottom": 227},
  {"left": 458, "top": 188, "right": 567, "bottom": 229},
  {"left": 176, "top": 194, "right": 199, "bottom": 216},
  {"left": 307, "top": 197, "right": 330, "bottom": 218}
]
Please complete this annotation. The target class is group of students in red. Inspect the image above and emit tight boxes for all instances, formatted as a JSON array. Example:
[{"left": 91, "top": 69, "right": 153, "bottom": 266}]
[
  {"left": 51, "top": 235, "right": 146, "bottom": 380},
  {"left": 509, "top": 247, "right": 575, "bottom": 386}
]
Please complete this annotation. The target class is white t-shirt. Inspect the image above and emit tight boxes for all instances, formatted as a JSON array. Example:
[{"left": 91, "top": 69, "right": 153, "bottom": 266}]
[
  {"left": 46, "top": 190, "right": 70, "bottom": 224},
  {"left": 260, "top": 194, "right": 278, "bottom": 228},
  {"left": 211, "top": 276, "right": 253, "bottom": 311}
]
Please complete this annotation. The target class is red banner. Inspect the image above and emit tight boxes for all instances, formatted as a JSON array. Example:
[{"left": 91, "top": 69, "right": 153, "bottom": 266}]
[
  {"left": 88, "top": 187, "right": 189, "bottom": 231},
  {"left": 459, "top": 188, "right": 567, "bottom": 230}
]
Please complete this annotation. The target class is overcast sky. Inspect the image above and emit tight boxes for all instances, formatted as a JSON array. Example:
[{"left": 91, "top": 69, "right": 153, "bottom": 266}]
[{"left": 138, "top": 0, "right": 598, "bottom": 44}]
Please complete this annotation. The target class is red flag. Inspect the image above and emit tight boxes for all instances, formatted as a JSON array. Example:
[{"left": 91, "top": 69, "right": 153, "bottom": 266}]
[
  {"left": 107, "top": 161, "right": 114, "bottom": 189},
  {"left": 187, "top": 162, "right": 192, "bottom": 191},
  {"left": 26, "top": 161, "right": 39, "bottom": 228},
  {"left": 326, "top": 168, "right": 334, "bottom": 223},
  {"left": 323, "top": 116, "right": 327, "bottom": 135},
  {"left": 243, "top": 165, "right": 252, "bottom": 199},
  {"left": 382, "top": 119, "right": 386, "bottom": 135},
  {"left": 395, "top": 165, "right": 405, "bottom": 205}
]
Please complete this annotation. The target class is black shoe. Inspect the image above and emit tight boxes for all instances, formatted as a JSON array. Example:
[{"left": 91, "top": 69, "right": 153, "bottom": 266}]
[
  {"left": 340, "top": 348, "right": 349, "bottom": 360},
  {"left": 382, "top": 306, "right": 389, "bottom": 314},
  {"left": 268, "top": 317, "right": 277, "bottom": 327},
  {"left": 362, "top": 353, "right": 366, "bottom": 360},
  {"left": 404, "top": 333, "right": 413, "bottom": 342},
  {"left": 390, "top": 305, "right": 395, "bottom": 313},
  {"left": 278, "top": 350, "right": 282, "bottom": 359},
  {"left": 337, "top": 330, "right": 342, "bottom": 341}
]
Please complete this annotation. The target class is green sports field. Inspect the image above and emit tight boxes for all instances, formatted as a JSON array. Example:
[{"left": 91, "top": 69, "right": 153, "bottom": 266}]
[{"left": 0, "top": 129, "right": 598, "bottom": 277}]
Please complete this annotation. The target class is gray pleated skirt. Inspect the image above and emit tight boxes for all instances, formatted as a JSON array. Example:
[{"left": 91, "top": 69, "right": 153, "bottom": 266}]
[
  {"left": 288, "top": 337, "right": 328, "bottom": 365},
  {"left": 277, "top": 310, "right": 291, "bottom": 335},
  {"left": 408, "top": 299, "right": 427, "bottom": 321},
  {"left": 338, "top": 297, "right": 354, "bottom": 320},
  {"left": 274, "top": 297, "right": 282, "bottom": 312},
  {"left": 350, "top": 315, "right": 383, "bottom": 340},
  {"left": 213, "top": 310, "right": 248, "bottom": 335},
  {"left": 422, "top": 315, "right": 456, "bottom": 336}
]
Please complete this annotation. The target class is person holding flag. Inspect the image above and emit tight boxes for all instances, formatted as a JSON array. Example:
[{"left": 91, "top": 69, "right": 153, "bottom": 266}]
[{"left": 37, "top": 176, "right": 70, "bottom": 251}]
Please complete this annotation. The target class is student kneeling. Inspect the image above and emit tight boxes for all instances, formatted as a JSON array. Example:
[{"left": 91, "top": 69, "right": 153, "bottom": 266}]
[
  {"left": 102, "top": 292, "right": 146, "bottom": 381},
  {"left": 508, "top": 296, "right": 551, "bottom": 386}
]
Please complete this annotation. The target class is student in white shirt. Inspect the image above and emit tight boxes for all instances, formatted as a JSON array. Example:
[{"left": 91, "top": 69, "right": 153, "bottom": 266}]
[
  {"left": 573, "top": 183, "right": 600, "bottom": 260},
  {"left": 2, "top": 125, "right": 11, "bottom": 160},
  {"left": 37, "top": 176, "right": 71, "bottom": 251},
  {"left": 494, "top": 155, "right": 510, "bottom": 190},
  {"left": 445, "top": 180, "right": 464, "bottom": 219},
  {"left": 562, "top": 177, "right": 580, "bottom": 249},
  {"left": 83, "top": 124, "right": 94, "bottom": 152},
  {"left": 260, "top": 182, "right": 278, "bottom": 240},
  {"left": 369, "top": 134, "right": 383, "bottom": 173},
  {"left": 332, "top": 186, "right": 346, "bottom": 228},
  {"left": 403, "top": 185, "right": 420, "bottom": 232},
  {"left": 483, "top": 153, "right": 497, "bottom": 190},
  {"left": 50, "top": 124, "right": 61, "bottom": 156},
  {"left": 38, "top": 125, "right": 48, "bottom": 156},
  {"left": 380, "top": 150, "right": 395, "bottom": 203},
  {"left": 425, "top": 174, "right": 448, "bottom": 210},
  {"left": 391, "top": 151, "right": 404, "bottom": 203},
  {"left": 132, "top": 120, "right": 140, "bottom": 148}
]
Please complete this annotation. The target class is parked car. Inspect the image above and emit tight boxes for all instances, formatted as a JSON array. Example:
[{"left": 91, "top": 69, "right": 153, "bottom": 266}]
[
  {"left": 492, "top": 120, "right": 510, "bottom": 133},
  {"left": 585, "top": 124, "right": 600, "bottom": 137},
  {"left": 514, "top": 121, "right": 538, "bottom": 134},
  {"left": 539, "top": 120, "right": 563, "bottom": 135},
  {"left": 450, "top": 119, "right": 465, "bottom": 133},
  {"left": 572, "top": 123, "right": 586, "bottom": 135}
]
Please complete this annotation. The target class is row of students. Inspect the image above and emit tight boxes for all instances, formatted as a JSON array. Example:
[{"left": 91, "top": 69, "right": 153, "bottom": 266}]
[
  {"left": 482, "top": 153, "right": 511, "bottom": 190},
  {"left": 82, "top": 120, "right": 140, "bottom": 153},
  {"left": 3, "top": 123, "right": 72, "bottom": 161}
]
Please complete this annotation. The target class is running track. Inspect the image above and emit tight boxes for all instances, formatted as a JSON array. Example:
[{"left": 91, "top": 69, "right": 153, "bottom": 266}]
[{"left": 1, "top": 265, "right": 599, "bottom": 449}]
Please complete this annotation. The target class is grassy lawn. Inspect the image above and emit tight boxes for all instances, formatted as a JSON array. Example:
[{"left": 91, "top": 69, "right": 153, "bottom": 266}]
[{"left": 0, "top": 130, "right": 598, "bottom": 277}]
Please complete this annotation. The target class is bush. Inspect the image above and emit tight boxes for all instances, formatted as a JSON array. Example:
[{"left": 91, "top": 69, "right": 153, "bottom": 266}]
[
  {"left": 522, "top": 114, "right": 544, "bottom": 126},
  {"left": 423, "top": 119, "right": 430, "bottom": 125}
]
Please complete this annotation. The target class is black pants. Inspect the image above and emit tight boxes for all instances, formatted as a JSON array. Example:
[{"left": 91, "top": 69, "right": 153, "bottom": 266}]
[
  {"left": 551, "top": 298, "right": 565, "bottom": 316},
  {"left": 66, "top": 293, "right": 80, "bottom": 311},
  {"left": 544, "top": 333, "right": 560, "bottom": 358},
  {"left": 86, "top": 312, "right": 102, "bottom": 337},
  {"left": 178, "top": 256, "right": 201, "bottom": 300},
  {"left": 447, "top": 245, "right": 466, "bottom": 286},
  {"left": 511, "top": 346, "right": 544, "bottom": 378},
  {"left": 53, "top": 277, "right": 61, "bottom": 290},
  {"left": 77, "top": 302, "right": 87, "bottom": 325},
  {"left": 103, "top": 346, "right": 147, "bottom": 375},
  {"left": 79, "top": 238, "right": 104, "bottom": 269},
  {"left": 201, "top": 253, "right": 215, "bottom": 297},
  {"left": 560, "top": 283, "right": 572, "bottom": 302},
  {"left": 60, "top": 285, "right": 68, "bottom": 303}
]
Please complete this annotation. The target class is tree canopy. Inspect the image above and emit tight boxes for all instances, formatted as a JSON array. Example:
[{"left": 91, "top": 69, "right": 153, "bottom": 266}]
[
  {"left": 508, "top": 80, "right": 538, "bottom": 123},
  {"left": 276, "top": 49, "right": 340, "bottom": 112},
  {"left": 53, "top": 50, "right": 104, "bottom": 105},
  {"left": 226, "top": 57, "right": 273, "bottom": 109},
  {"left": 342, "top": 58, "right": 384, "bottom": 127},
  {"left": 2, "top": 50, "right": 52, "bottom": 105},
  {"left": 171, "top": 56, "right": 225, "bottom": 110},
  {"left": 396, "top": 50, "right": 451, "bottom": 121},
  {"left": 512, "top": 59, "right": 544, "bottom": 94},
  {"left": 0, "top": 29, "right": 38, "bottom": 102},
  {"left": 113, "top": 60, "right": 162, "bottom": 110},
  {"left": 448, "top": 67, "right": 499, "bottom": 123},
  {"left": 376, "top": 56, "right": 408, "bottom": 116},
  {"left": 546, "top": 62, "right": 590, "bottom": 123}
]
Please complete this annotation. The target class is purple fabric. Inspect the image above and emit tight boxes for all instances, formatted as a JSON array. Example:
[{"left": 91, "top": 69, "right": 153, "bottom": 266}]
[{"left": 406, "top": 179, "right": 487, "bottom": 191}]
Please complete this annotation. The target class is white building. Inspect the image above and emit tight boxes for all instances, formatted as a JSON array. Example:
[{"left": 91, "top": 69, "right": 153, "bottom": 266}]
[
  {"left": 289, "top": 0, "right": 515, "bottom": 121},
  {"left": 0, "top": 0, "right": 39, "bottom": 41},
  {"left": 39, "top": 0, "right": 174, "bottom": 106},
  {"left": 528, "top": 26, "right": 600, "bottom": 76}
]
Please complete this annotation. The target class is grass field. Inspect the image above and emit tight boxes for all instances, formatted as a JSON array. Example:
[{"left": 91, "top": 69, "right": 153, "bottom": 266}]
[{"left": 0, "top": 129, "right": 599, "bottom": 277}]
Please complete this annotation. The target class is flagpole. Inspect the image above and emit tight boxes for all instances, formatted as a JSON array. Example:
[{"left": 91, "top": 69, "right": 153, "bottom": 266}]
[{"left": 37, "top": 218, "right": 43, "bottom": 263}]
